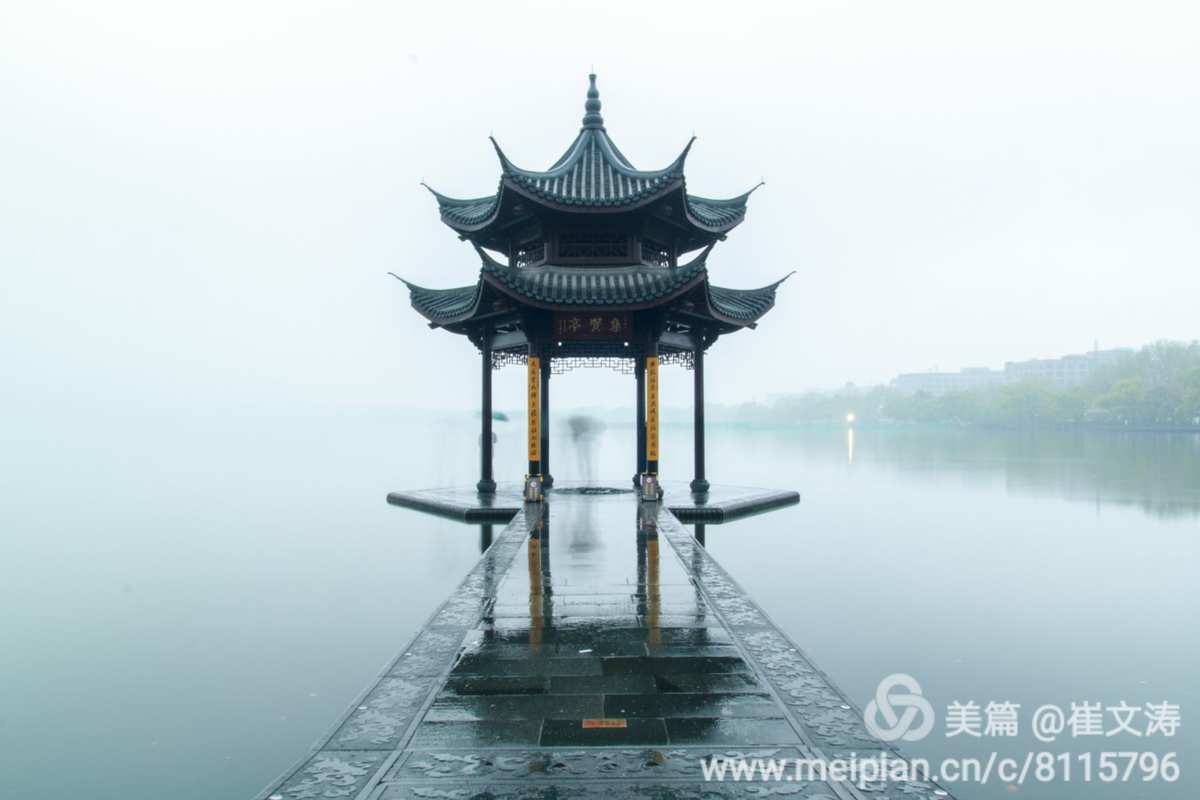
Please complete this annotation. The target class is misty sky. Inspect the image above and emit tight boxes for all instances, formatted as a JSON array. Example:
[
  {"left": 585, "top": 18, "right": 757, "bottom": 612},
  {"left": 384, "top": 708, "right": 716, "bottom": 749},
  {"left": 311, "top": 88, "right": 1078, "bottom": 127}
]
[{"left": 3, "top": 1, "right": 1199, "bottom": 412}]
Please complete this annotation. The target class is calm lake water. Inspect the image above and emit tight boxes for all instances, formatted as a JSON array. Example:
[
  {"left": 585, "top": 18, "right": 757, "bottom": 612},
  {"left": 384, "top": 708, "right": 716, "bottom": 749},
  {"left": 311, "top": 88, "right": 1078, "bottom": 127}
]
[{"left": 2, "top": 406, "right": 1196, "bottom": 799}]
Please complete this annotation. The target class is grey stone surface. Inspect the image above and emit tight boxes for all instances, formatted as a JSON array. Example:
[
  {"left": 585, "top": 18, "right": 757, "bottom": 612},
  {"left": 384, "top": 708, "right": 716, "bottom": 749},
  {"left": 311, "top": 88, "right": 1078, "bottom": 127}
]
[{"left": 257, "top": 494, "right": 953, "bottom": 800}]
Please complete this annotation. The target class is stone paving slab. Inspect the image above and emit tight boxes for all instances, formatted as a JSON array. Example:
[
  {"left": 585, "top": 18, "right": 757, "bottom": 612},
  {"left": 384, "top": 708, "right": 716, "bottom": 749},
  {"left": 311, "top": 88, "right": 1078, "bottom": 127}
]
[
  {"left": 386, "top": 481, "right": 800, "bottom": 524},
  {"left": 257, "top": 494, "right": 953, "bottom": 800}
]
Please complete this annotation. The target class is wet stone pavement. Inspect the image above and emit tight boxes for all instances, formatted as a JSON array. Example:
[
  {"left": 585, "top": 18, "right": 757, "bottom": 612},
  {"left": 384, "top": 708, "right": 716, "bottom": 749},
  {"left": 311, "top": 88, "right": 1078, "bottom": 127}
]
[{"left": 259, "top": 492, "right": 955, "bottom": 800}]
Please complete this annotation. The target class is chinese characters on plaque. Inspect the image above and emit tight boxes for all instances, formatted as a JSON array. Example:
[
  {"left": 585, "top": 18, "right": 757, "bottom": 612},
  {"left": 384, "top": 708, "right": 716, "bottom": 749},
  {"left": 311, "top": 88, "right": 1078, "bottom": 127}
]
[
  {"left": 646, "top": 355, "right": 659, "bottom": 463},
  {"left": 553, "top": 313, "right": 632, "bottom": 339},
  {"left": 526, "top": 357, "right": 540, "bottom": 462}
]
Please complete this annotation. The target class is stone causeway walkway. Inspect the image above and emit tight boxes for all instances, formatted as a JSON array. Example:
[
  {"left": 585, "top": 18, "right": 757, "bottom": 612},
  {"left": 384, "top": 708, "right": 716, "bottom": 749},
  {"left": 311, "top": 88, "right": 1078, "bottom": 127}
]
[{"left": 257, "top": 491, "right": 954, "bottom": 800}]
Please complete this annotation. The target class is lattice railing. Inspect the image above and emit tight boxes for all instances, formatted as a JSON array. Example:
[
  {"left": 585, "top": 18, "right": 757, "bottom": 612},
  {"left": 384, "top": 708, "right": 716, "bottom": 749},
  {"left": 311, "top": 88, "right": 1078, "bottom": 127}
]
[{"left": 488, "top": 348, "right": 693, "bottom": 372}]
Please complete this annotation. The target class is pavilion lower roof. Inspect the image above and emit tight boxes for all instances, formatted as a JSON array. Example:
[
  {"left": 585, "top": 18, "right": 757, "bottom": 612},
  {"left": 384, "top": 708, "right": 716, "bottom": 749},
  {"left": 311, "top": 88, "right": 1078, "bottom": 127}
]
[
  {"left": 400, "top": 249, "right": 788, "bottom": 332},
  {"left": 706, "top": 283, "right": 782, "bottom": 321},
  {"left": 403, "top": 282, "right": 481, "bottom": 321},
  {"left": 480, "top": 250, "right": 707, "bottom": 309}
]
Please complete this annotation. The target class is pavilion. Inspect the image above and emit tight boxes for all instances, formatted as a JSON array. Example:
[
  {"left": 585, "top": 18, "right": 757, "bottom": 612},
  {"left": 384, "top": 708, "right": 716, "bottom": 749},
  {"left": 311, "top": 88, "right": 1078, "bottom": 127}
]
[{"left": 397, "top": 74, "right": 788, "bottom": 501}]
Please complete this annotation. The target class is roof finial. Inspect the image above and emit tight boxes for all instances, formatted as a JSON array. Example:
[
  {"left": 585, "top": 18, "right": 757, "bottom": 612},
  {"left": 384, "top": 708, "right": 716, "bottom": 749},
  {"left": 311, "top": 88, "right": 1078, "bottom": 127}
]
[{"left": 581, "top": 73, "right": 604, "bottom": 130}]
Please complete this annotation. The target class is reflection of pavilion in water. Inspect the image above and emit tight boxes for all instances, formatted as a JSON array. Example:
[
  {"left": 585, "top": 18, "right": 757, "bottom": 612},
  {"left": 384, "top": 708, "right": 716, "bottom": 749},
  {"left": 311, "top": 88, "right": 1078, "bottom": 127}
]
[
  {"left": 437, "top": 497, "right": 777, "bottom": 755},
  {"left": 497, "top": 502, "right": 710, "bottom": 660}
]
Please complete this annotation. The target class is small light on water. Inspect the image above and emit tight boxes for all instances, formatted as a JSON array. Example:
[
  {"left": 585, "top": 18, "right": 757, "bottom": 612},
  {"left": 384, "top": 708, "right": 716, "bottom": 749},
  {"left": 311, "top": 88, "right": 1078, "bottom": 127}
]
[{"left": 845, "top": 412, "right": 856, "bottom": 424}]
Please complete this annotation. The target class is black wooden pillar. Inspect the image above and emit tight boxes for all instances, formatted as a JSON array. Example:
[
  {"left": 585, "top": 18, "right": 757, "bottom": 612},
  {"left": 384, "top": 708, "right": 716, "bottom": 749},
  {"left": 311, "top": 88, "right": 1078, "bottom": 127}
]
[
  {"left": 477, "top": 334, "right": 496, "bottom": 494},
  {"left": 633, "top": 357, "right": 646, "bottom": 487},
  {"left": 540, "top": 357, "right": 553, "bottom": 487},
  {"left": 690, "top": 341, "right": 710, "bottom": 494}
]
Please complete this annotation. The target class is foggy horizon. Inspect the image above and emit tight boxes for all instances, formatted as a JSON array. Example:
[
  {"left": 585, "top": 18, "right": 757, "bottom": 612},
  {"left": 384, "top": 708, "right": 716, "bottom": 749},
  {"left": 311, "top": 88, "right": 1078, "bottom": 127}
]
[{"left": 4, "top": 1, "right": 1199, "bottom": 412}]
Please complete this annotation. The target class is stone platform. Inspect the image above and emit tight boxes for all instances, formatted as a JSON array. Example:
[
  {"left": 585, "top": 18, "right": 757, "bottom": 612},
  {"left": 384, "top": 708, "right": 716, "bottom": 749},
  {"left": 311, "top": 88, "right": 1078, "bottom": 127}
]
[
  {"left": 257, "top": 492, "right": 953, "bottom": 800},
  {"left": 386, "top": 481, "right": 800, "bottom": 524}
]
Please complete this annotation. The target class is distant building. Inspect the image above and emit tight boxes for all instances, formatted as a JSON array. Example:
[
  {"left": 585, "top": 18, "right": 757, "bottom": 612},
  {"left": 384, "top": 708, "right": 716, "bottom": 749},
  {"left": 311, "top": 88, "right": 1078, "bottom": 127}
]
[
  {"left": 891, "top": 367, "right": 1004, "bottom": 396},
  {"left": 1004, "top": 348, "right": 1131, "bottom": 389},
  {"left": 892, "top": 349, "right": 1132, "bottom": 395}
]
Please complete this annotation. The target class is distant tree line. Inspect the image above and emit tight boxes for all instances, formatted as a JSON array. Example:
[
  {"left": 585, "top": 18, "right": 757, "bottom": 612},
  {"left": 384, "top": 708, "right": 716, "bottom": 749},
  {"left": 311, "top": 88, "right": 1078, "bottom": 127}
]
[{"left": 736, "top": 340, "right": 1200, "bottom": 430}]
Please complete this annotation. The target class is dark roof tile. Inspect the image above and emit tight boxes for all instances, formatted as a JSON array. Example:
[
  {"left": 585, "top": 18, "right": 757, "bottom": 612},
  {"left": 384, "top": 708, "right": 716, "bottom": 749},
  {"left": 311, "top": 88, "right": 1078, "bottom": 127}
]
[
  {"left": 478, "top": 247, "right": 709, "bottom": 308},
  {"left": 494, "top": 130, "right": 690, "bottom": 208},
  {"left": 396, "top": 277, "right": 481, "bottom": 324},
  {"left": 706, "top": 273, "right": 793, "bottom": 323}
]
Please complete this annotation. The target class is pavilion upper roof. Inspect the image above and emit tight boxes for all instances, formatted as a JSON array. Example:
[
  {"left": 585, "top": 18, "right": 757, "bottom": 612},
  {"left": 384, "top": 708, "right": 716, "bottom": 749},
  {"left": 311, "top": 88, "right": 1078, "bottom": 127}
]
[
  {"left": 491, "top": 127, "right": 691, "bottom": 209},
  {"left": 429, "top": 183, "right": 758, "bottom": 233},
  {"left": 423, "top": 75, "right": 760, "bottom": 251}
]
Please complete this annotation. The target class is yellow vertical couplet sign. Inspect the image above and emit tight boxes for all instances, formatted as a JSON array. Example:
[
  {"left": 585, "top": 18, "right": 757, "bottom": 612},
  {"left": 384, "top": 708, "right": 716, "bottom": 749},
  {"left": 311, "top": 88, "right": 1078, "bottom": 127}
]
[
  {"left": 527, "top": 356, "right": 541, "bottom": 464},
  {"left": 645, "top": 355, "right": 660, "bottom": 466}
]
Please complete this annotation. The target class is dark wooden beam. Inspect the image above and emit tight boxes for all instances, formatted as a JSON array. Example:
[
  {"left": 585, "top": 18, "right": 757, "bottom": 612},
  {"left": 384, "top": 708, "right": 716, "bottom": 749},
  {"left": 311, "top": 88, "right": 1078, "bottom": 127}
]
[
  {"left": 658, "top": 330, "right": 696, "bottom": 352},
  {"left": 633, "top": 357, "right": 646, "bottom": 487},
  {"left": 540, "top": 357, "right": 553, "bottom": 488},
  {"left": 690, "top": 333, "right": 709, "bottom": 495},
  {"left": 477, "top": 334, "right": 496, "bottom": 494},
  {"left": 491, "top": 330, "right": 529, "bottom": 350}
]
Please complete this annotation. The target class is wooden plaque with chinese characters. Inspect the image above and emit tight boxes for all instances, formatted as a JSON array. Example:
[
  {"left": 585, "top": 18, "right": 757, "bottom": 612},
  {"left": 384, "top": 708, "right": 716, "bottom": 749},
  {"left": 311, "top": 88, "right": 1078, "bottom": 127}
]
[
  {"left": 526, "top": 357, "right": 540, "bottom": 462},
  {"left": 553, "top": 312, "right": 632, "bottom": 339},
  {"left": 645, "top": 356, "right": 659, "bottom": 462}
]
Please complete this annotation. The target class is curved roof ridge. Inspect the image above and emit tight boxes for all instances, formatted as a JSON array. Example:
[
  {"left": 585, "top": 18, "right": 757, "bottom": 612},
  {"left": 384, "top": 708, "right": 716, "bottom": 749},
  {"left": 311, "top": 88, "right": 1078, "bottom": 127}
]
[
  {"left": 488, "top": 135, "right": 519, "bottom": 174},
  {"left": 496, "top": 128, "right": 688, "bottom": 182},
  {"left": 420, "top": 181, "right": 497, "bottom": 207},
  {"left": 422, "top": 181, "right": 500, "bottom": 229},
  {"left": 682, "top": 241, "right": 716, "bottom": 269},
  {"left": 768, "top": 270, "right": 797, "bottom": 288},
  {"left": 684, "top": 182, "right": 761, "bottom": 231},
  {"left": 705, "top": 270, "right": 792, "bottom": 325},
  {"left": 547, "top": 130, "right": 588, "bottom": 170},
  {"left": 473, "top": 244, "right": 509, "bottom": 271},
  {"left": 687, "top": 180, "right": 764, "bottom": 206},
  {"left": 388, "top": 272, "right": 484, "bottom": 325},
  {"left": 710, "top": 269, "right": 794, "bottom": 295},
  {"left": 598, "top": 129, "right": 636, "bottom": 169}
]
